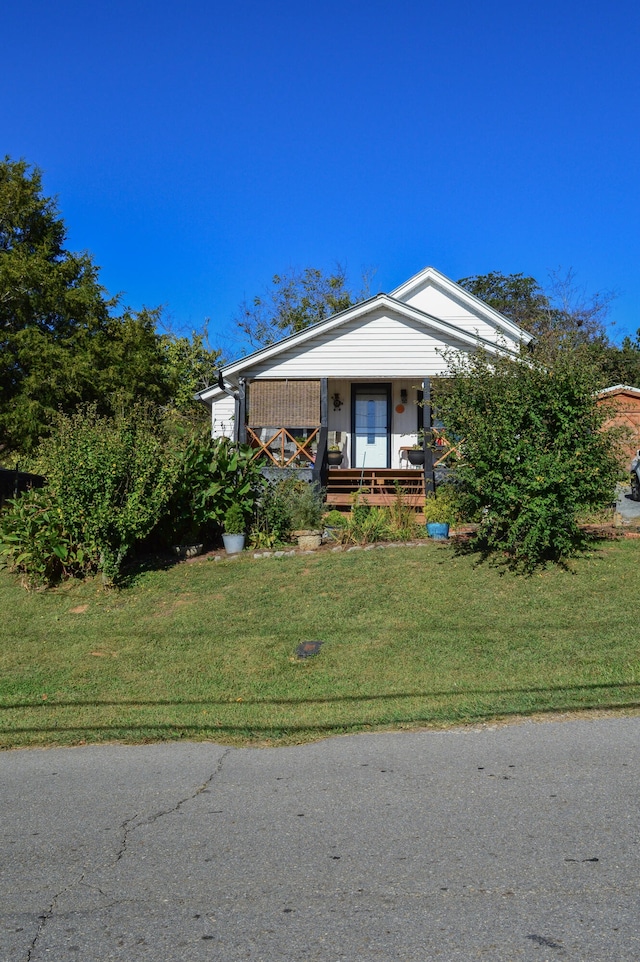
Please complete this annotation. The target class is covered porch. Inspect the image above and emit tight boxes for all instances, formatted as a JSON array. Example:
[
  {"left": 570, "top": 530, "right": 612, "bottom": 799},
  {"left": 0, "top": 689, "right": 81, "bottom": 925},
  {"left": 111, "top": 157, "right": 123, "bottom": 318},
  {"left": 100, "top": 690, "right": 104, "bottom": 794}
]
[{"left": 237, "top": 376, "right": 443, "bottom": 501}]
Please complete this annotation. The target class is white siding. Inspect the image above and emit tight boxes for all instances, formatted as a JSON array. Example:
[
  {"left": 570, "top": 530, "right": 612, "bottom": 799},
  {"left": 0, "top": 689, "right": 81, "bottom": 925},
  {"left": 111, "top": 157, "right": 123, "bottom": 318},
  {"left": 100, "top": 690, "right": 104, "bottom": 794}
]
[
  {"left": 246, "top": 310, "right": 469, "bottom": 380},
  {"left": 399, "top": 281, "right": 498, "bottom": 340},
  {"left": 211, "top": 395, "right": 235, "bottom": 439}
]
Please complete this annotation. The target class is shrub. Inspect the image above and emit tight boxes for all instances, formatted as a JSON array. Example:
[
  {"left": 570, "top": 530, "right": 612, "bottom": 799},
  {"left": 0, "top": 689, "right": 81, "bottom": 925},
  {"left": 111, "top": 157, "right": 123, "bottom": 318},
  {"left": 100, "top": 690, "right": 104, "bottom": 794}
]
[
  {"left": 40, "top": 404, "right": 175, "bottom": 583},
  {"left": 224, "top": 503, "right": 245, "bottom": 534},
  {"left": 153, "top": 436, "right": 266, "bottom": 547},
  {"left": 388, "top": 482, "right": 425, "bottom": 538},
  {"left": 323, "top": 509, "right": 347, "bottom": 527},
  {"left": 347, "top": 505, "right": 392, "bottom": 544},
  {"left": 349, "top": 488, "right": 371, "bottom": 527},
  {"left": 0, "top": 487, "right": 91, "bottom": 587},
  {"left": 435, "top": 347, "right": 619, "bottom": 570},
  {"left": 250, "top": 475, "right": 299, "bottom": 547},
  {"left": 338, "top": 485, "right": 425, "bottom": 545},
  {"left": 288, "top": 482, "right": 325, "bottom": 531},
  {"left": 422, "top": 486, "right": 460, "bottom": 526}
]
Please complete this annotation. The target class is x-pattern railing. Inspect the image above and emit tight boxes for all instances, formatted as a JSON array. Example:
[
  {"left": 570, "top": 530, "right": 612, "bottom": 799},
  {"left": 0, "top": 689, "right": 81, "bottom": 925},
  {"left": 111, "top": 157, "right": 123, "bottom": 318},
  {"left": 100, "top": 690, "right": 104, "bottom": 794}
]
[
  {"left": 432, "top": 427, "right": 465, "bottom": 467},
  {"left": 247, "top": 427, "right": 318, "bottom": 466}
]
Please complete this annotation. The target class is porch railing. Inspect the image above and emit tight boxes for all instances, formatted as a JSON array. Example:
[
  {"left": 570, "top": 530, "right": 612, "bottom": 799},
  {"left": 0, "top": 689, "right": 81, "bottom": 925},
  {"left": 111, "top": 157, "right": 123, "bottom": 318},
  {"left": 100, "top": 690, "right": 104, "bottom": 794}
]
[
  {"left": 432, "top": 427, "right": 464, "bottom": 467},
  {"left": 246, "top": 427, "right": 319, "bottom": 467}
]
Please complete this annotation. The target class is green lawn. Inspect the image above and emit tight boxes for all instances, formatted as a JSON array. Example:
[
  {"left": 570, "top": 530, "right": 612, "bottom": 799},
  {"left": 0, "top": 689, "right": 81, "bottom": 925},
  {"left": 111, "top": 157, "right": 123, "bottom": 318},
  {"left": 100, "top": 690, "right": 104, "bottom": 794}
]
[{"left": 1, "top": 539, "right": 639, "bottom": 748}]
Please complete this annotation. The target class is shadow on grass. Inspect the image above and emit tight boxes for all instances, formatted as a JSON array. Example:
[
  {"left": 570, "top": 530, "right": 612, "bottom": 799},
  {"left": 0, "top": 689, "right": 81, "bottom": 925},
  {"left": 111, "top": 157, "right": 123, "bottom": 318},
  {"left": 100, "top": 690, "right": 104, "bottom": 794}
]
[
  {"left": 116, "top": 551, "right": 189, "bottom": 587},
  {"left": 2, "top": 679, "right": 639, "bottom": 712},
  {"left": 3, "top": 698, "right": 640, "bottom": 739},
  {"left": 451, "top": 530, "right": 618, "bottom": 574}
]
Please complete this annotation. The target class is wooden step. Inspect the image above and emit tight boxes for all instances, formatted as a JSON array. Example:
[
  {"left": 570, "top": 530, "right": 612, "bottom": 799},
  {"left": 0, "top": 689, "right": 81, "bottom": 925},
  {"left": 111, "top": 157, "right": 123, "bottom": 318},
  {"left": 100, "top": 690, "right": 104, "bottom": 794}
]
[{"left": 325, "top": 468, "right": 426, "bottom": 513}]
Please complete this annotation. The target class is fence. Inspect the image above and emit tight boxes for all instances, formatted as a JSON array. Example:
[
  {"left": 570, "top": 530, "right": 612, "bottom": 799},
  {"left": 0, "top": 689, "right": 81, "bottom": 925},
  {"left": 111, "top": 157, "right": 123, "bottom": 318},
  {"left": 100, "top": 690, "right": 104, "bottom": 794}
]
[{"left": 0, "top": 468, "right": 46, "bottom": 509}]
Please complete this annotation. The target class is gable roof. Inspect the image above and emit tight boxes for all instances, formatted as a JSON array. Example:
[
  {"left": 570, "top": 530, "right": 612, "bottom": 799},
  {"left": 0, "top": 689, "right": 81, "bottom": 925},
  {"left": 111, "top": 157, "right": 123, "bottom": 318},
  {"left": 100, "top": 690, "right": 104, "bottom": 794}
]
[
  {"left": 596, "top": 384, "right": 640, "bottom": 398},
  {"left": 390, "top": 266, "right": 532, "bottom": 343},
  {"left": 197, "top": 267, "right": 533, "bottom": 403}
]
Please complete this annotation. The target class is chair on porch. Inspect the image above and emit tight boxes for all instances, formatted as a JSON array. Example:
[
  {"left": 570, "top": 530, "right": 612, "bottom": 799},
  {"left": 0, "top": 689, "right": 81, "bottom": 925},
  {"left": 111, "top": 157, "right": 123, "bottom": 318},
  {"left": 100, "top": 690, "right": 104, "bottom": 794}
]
[{"left": 399, "top": 445, "right": 412, "bottom": 468}]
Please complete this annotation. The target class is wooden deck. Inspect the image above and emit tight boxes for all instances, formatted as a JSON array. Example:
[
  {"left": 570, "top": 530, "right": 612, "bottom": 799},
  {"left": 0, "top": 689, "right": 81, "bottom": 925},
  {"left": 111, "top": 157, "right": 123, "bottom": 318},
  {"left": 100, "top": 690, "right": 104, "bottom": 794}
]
[{"left": 325, "top": 468, "right": 426, "bottom": 512}]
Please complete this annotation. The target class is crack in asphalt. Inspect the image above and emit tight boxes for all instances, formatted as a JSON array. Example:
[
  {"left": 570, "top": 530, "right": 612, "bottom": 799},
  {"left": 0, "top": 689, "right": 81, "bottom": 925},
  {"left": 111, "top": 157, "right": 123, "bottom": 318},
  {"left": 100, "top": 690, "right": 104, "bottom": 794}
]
[
  {"left": 25, "top": 870, "right": 87, "bottom": 962},
  {"left": 22, "top": 748, "right": 232, "bottom": 961},
  {"left": 114, "top": 747, "right": 232, "bottom": 863}
]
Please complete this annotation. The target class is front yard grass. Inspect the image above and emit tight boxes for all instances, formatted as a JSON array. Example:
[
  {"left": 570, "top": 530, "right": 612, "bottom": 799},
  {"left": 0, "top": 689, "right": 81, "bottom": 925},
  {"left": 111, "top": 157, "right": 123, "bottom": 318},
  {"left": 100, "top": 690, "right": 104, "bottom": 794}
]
[{"left": 1, "top": 539, "right": 639, "bottom": 748}]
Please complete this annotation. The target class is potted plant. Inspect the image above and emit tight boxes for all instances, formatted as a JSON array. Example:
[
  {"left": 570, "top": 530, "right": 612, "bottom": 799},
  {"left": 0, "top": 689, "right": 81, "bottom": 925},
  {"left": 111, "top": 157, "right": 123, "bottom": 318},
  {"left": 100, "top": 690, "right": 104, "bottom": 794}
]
[
  {"left": 327, "top": 444, "right": 343, "bottom": 466},
  {"left": 407, "top": 443, "right": 425, "bottom": 466},
  {"left": 222, "top": 503, "right": 246, "bottom": 554},
  {"left": 422, "top": 488, "right": 457, "bottom": 540},
  {"left": 290, "top": 483, "right": 325, "bottom": 550},
  {"left": 322, "top": 508, "right": 347, "bottom": 542}
]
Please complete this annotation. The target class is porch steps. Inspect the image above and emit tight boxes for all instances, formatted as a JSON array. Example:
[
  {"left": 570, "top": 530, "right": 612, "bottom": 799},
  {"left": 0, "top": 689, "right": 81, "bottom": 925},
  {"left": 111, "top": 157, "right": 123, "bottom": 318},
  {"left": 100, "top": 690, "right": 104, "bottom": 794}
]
[{"left": 325, "top": 468, "right": 426, "bottom": 515}]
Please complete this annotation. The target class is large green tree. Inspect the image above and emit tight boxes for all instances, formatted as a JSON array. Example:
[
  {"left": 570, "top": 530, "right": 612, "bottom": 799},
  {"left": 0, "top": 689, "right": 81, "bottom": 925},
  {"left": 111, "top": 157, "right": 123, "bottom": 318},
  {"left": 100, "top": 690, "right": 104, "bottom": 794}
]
[
  {"left": 458, "top": 269, "right": 639, "bottom": 385},
  {"left": 1, "top": 157, "right": 112, "bottom": 451},
  {"left": 159, "top": 324, "right": 223, "bottom": 423},
  {"left": 0, "top": 158, "right": 216, "bottom": 456},
  {"left": 599, "top": 331, "right": 640, "bottom": 387},
  {"left": 457, "top": 271, "right": 550, "bottom": 332},
  {"left": 236, "top": 265, "right": 370, "bottom": 348}
]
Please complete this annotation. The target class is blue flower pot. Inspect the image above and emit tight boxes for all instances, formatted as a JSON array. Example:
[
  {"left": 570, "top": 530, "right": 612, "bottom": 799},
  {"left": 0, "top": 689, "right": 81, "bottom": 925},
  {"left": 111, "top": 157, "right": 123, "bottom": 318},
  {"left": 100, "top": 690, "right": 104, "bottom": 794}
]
[{"left": 426, "top": 522, "right": 450, "bottom": 540}]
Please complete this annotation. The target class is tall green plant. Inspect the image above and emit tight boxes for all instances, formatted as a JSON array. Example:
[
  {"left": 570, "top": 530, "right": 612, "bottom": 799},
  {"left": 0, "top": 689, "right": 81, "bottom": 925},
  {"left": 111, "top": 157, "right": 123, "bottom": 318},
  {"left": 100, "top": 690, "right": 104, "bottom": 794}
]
[
  {"left": 207, "top": 437, "right": 266, "bottom": 526},
  {"left": 156, "top": 436, "right": 266, "bottom": 546},
  {"left": 434, "top": 348, "right": 619, "bottom": 570},
  {"left": 0, "top": 487, "right": 90, "bottom": 587},
  {"left": 41, "top": 404, "right": 175, "bottom": 583},
  {"left": 288, "top": 482, "right": 325, "bottom": 531},
  {"left": 249, "top": 475, "right": 301, "bottom": 547}
]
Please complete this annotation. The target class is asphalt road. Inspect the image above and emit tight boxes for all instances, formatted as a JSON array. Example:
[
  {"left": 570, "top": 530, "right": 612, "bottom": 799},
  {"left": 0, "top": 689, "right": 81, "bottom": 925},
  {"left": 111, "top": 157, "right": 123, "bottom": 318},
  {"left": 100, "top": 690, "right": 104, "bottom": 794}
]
[
  {"left": 616, "top": 483, "right": 640, "bottom": 522},
  {"left": 1, "top": 716, "right": 638, "bottom": 962}
]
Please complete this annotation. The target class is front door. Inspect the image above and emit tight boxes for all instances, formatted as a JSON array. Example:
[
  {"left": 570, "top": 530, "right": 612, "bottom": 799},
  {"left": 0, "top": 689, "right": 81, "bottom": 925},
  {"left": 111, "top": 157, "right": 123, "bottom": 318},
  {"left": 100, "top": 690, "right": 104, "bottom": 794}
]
[{"left": 352, "top": 384, "right": 390, "bottom": 468}]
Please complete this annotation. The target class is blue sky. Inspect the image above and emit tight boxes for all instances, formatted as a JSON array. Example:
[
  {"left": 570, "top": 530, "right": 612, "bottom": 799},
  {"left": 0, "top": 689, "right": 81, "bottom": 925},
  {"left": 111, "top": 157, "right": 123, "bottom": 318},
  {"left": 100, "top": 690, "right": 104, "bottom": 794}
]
[{"left": 4, "top": 0, "right": 639, "bottom": 359}]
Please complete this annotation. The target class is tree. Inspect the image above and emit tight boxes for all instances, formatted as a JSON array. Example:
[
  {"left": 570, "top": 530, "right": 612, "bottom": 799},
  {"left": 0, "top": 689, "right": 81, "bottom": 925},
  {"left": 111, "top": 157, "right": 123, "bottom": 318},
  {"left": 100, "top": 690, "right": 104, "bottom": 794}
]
[
  {"left": 458, "top": 271, "right": 550, "bottom": 331},
  {"left": 599, "top": 331, "right": 640, "bottom": 387},
  {"left": 458, "top": 270, "right": 615, "bottom": 368},
  {"left": 0, "top": 157, "right": 214, "bottom": 456},
  {"left": 236, "top": 265, "right": 370, "bottom": 348},
  {"left": 1, "top": 158, "right": 111, "bottom": 451},
  {"left": 434, "top": 348, "right": 619, "bottom": 571},
  {"left": 160, "top": 323, "right": 223, "bottom": 422}
]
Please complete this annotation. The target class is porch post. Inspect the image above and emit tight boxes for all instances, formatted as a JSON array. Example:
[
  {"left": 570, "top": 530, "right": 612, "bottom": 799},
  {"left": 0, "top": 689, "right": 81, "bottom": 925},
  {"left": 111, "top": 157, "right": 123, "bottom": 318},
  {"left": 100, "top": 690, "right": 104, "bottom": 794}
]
[
  {"left": 235, "top": 378, "right": 247, "bottom": 444},
  {"left": 312, "top": 378, "right": 329, "bottom": 487},
  {"left": 422, "top": 377, "right": 435, "bottom": 494}
]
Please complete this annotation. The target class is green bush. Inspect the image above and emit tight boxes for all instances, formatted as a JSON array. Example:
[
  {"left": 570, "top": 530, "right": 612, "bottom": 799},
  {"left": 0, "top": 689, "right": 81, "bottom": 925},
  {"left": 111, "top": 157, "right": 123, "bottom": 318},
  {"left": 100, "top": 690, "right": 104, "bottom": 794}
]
[
  {"left": 1, "top": 414, "right": 268, "bottom": 587},
  {"left": 422, "top": 486, "right": 460, "bottom": 526},
  {"left": 153, "top": 436, "right": 266, "bottom": 547},
  {"left": 323, "top": 509, "right": 347, "bottom": 527},
  {"left": 250, "top": 475, "right": 299, "bottom": 547},
  {"left": 387, "top": 482, "right": 425, "bottom": 538},
  {"left": 336, "top": 484, "right": 425, "bottom": 545},
  {"left": 224, "top": 503, "right": 245, "bottom": 534},
  {"left": 348, "top": 505, "right": 392, "bottom": 544},
  {"left": 149, "top": 435, "right": 265, "bottom": 548},
  {"left": 40, "top": 404, "right": 175, "bottom": 583},
  {"left": 0, "top": 487, "right": 91, "bottom": 587},
  {"left": 435, "top": 348, "right": 619, "bottom": 570},
  {"left": 289, "top": 482, "right": 325, "bottom": 531}
]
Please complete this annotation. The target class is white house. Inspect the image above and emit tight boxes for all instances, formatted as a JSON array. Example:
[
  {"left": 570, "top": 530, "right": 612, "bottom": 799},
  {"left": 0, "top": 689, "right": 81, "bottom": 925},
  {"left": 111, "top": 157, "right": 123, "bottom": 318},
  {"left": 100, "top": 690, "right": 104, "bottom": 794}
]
[{"left": 197, "top": 267, "right": 531, "bottom": 502}]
